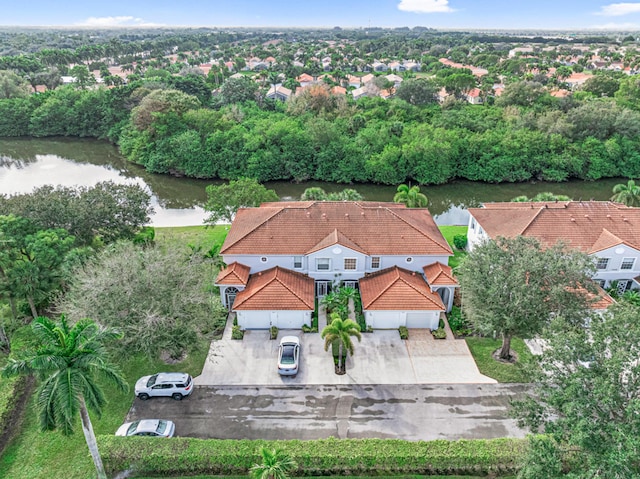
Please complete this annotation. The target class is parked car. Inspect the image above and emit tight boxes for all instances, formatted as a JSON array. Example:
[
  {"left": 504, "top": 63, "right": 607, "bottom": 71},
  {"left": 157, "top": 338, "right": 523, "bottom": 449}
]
[
  {"left": 278, "top": 336, "right": 300, "bottom": 376},
  {"left": 134, "top": 372, "right": 193, "bottom": 400},
  {"left": 115, "top": 419, "right": 176, "bottom": 437}
]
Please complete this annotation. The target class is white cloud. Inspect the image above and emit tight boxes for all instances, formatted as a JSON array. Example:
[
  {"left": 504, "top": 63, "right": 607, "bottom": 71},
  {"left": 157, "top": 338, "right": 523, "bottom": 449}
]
[
  {"left": 76, "top": 16, "right": 162, "bottom": 27},
  {"left": 398, "top": 0, "right": 455, "bottom": 14},
  {"left": 596, "top": 3, "right": 640, "bottom": 16}
]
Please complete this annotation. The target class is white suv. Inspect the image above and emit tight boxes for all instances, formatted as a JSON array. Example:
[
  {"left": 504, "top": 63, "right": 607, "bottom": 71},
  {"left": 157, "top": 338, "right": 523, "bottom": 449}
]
[{"left": 135, "top": 372, "right": 193, "bottom": 400}]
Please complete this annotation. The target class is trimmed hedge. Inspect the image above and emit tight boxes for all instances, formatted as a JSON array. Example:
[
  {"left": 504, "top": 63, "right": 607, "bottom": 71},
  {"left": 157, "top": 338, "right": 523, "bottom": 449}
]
[{"left": 99, "top": 436, "right": 526, "bottom": 477}]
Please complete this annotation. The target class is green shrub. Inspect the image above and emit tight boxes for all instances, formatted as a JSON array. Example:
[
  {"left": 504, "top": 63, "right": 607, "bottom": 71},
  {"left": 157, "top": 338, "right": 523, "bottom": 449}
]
[
  {"left": 99, "top": 436, "right": 526, "bottom": 476},
  {"left": 448, "top": 306, "right": 471, "bottom": 336},
  {"left": 302, "top": 324, "right": 318, "bottom": 333},
  {"left": 231, "top": 325, "right": 244, "bottom": 340},
  {"left": 132, "top": 226, "right": 155, "bottom": 245},
  {"left": 453, "top": 234, "right": 468, "bottom": 250},
  {"left": 399, "top": 326, "right": 409, "bottom": 340},
  {"left": 269, "top": 326, "right": 278, "bottom": 340},
  {"left": 432, "top": 328, "right": 447, "bottom": 339}
]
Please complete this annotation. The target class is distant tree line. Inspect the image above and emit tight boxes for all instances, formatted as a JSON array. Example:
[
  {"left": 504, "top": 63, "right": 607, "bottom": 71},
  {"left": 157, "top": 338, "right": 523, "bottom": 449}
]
[{"left": 3, "top": 73, "right": 640, "bottom": 185}]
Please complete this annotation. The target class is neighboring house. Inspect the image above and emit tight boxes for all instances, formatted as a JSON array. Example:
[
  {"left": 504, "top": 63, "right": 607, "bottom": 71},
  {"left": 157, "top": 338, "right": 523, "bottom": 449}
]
[
  {"left": 266, "top": 84, "right": 292, "bottom": 101},
  {"left": 404, "top": 61, "right": 420, "bottom": 72},
  {"left": 468, "top": 201, "right": 640, "bottom": 295},
  {"left": 372, "top": 61, "right": 388, "bottom": 72},
  {"left": 351, "top": 86, "right": 367, "bottom": 100},
  {"left": 216, "top": 201, "right": 457, "bottom": 330},
  {"left": 346, "top": 74, "right": 361, "bottom": 88},
  {"left": 385, "top": 74, "right": 403, "bottom": 88},
  {"left": 465, "top": 88, "right": 483, "bottom": 104},
  {"left": 564, "top": 72, "right": 592, "bottom": 89},
  {"left": 296, "top": 73, "right": 314, "bottom": 87},
  {"left": 360, "top": 73, "right": 375, "bottom": 85}
]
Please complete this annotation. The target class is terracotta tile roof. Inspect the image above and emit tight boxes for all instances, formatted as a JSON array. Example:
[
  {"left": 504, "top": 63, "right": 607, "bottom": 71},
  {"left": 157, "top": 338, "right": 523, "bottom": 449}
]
[
  {"left": 589, "top": 286, "right": 615, "bottom": 310},
  {"left": 232, "top": 266, "right": 314, "bottom": 310},
  {"left": 360, "top": 266, "right": 445, "bottom": 311},
  {"left": 423, "top": 262, "right": 458, "bottom": 286},
  {"left": 307, "top": 229, "right": 366, "bottom": 254},
  {"left": 469, "top": 201, "right": 640, "bottom": 252},
  {"left": 222, "top": 201, "right": 452, "bottom": 256},
  {"left": 215, "top": 262, "right": 251, "bottom": 286}
]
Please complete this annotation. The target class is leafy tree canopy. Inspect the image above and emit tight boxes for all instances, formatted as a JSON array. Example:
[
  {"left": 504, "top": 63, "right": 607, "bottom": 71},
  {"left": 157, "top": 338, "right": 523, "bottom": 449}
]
[
  {"left": 458, "top": 236, "right": 596, "bottom": 360},
  {"left": 513, "top": 303, "right": 640, "bottom": 478},
  {"left": 0, "top": 181, "right": 153, "bottom": 246},
  {"left": 57, "top": 241, "right": 220, "bottom": 358},
  {"left": 204, "top": 177, "right": 279, "bottom": 225}
]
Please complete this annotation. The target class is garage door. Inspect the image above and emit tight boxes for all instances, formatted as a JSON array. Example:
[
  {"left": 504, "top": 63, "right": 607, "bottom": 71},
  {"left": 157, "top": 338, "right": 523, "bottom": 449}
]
[
  {"left": 406, "top": 312, "right": 429, "bottom": 328},
  {"left": 274, "top": 311, "right": 305, "bottom": 330}
]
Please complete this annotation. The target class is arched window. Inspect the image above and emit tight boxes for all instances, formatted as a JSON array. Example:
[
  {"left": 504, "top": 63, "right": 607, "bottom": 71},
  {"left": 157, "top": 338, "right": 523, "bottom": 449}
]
[{"left": 225, "top": 287, "right": 239, "bottom": 309}]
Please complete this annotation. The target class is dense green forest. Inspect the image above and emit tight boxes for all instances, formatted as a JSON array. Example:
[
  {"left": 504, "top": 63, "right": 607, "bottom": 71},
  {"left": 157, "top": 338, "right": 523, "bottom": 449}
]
[{"left": 2, "top": 76, "right": 640, "bottom": 184}]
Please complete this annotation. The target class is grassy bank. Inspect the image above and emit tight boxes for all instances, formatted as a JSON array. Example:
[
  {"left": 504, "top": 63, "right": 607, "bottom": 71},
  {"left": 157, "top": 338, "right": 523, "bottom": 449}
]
[
  {"left": 465, "top": 337, "right": 533, "bottom": 383},
  {"left": 438, "top": 225, "right": 467, "bottom": 269},
  {"left": 0, "top": 338, "right": 210, "bottom": 479},
  {"left": 155, "top": 224, "right": 230, "bottom": 252}
]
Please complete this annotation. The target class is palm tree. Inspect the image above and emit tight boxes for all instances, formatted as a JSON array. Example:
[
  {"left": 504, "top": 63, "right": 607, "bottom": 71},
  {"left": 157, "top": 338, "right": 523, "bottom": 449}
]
[
  {"left": 393, "top": 184, "right": 428, "bottom": 208},
  {"left": 250, "top": 447, "right": 297, "bottom": 479},
  {"left": 321, "top": 314, "right": 362, "bottom": 373},
  {"left": 611, "top": 179, "right": 640, "bottom": 206},
  {"left": 2, "top": 315, "right": 128, "bottom": 479}
]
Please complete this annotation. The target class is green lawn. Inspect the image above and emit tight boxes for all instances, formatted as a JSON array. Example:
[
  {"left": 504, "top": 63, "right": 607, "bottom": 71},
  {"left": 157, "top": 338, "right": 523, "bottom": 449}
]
[
  {"left": 0, "top": 338, "right": 211, "bottom": 479},
  {"left": 155, "top": 224, "right": 230, "bottom": 252},
  {"left": 438, "top": 225, "right": 468, "bottom": 269},
  {"left": 465, "top": 337, "right": 533, "bottom": 383}
]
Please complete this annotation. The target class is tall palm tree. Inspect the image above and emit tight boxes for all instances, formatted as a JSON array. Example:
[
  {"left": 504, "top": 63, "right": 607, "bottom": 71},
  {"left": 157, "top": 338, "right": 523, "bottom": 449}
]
[
  {"left": 611, "top": 179, "right": 640, "bottom": 206},
  {"left": 250, "top": 447, "right": 297, "bottom": 479},
  {"left": 2, "top": 315, "right": 128, "bottom": 479},
  {"left": 393, "top": 184, "right": 428, "bottom": 208},
  {"left": 321, "top": 314, "right": 362, "bottom": 372}
]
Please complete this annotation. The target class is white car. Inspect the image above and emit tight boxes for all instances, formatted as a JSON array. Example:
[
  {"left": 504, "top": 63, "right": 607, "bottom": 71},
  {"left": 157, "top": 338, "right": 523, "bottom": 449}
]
[
  {"left": 115, "top": 419, "right": 176, "bottom": 437},
  {"left": 134, "top": 372, "right": 193, "bottom": 400},
  {"left": 278, "top": 336, "right": 300, "bottom": 376}
]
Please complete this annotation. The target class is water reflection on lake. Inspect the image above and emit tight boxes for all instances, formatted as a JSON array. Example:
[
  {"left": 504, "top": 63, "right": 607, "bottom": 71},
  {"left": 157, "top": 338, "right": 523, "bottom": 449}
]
[{"left": 0, "top": 137, "right": 624, "bottom": 227}]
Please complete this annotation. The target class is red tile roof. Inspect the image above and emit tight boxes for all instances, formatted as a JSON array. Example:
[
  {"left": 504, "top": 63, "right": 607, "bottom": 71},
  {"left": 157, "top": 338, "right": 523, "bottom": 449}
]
[
  {"left": 222, "top": 201, "right": 452, "bottom": 256},
  {"left": 469, "top": 201, "right": 640, "bottom": 253},
  {"left": 232, "top": 266, "right": 314, "bottom": 310},
  {"left": 216, "top": 262, "right": 251, "bottom": 286},
  {"left": 359, "top": 266, "right": 445, "bottom": 311},
  {"left": 423, "top": 262, "right": 458, "bottom": 286}
]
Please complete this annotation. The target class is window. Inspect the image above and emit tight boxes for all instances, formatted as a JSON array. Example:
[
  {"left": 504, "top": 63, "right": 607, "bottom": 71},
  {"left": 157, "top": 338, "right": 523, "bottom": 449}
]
[
  {"left": 596, "top": 280, "right": 606, "bottom": 288},
  {"left": 316, "top": 258, "right": 330, "bottom": 271},
  {"left": 293, "top": 256, "right": 303, "bottom": 269},
  {"left": 344, "top": 258, "right": 357, "bottom": 270},
  {"left": 371, "top": 256, "right": 380, "bottom": 269},
  {"left": 596, "top": 258, "right": 610, "bottom": 270},
  {"left": 405, "top": 257, "right": 413, "bottom": 264},
  {"left": 470, "top": 219, "right": 476, "bottom": 230},
  {"left": 621, "top": 258, "right": 635, "bottom": 270},
  {"left": 260, "top": 257, "right": 268, "bottom": 263}
]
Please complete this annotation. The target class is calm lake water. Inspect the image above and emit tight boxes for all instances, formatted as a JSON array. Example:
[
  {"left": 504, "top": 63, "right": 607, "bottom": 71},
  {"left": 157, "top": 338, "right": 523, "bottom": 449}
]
[{"left": 0, "top": 137, "right": 624, "bottom": 227}]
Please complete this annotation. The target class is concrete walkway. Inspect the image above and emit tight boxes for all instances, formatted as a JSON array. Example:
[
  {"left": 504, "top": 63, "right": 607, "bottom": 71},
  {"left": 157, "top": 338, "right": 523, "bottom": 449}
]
[{"left": 195, "top": 322, "right": 495, "bottom": 386}]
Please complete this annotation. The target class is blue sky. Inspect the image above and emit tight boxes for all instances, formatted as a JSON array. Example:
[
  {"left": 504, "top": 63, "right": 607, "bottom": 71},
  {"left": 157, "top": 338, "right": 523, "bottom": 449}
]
[{"left": 3, "top": 0, "right": 640, "bottom": 30}]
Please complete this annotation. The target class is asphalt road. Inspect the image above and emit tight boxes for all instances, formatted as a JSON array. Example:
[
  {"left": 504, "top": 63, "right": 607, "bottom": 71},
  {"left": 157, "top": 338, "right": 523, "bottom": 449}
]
[{"left": 125, "top": 384, "right": 529, "bottom": 441}]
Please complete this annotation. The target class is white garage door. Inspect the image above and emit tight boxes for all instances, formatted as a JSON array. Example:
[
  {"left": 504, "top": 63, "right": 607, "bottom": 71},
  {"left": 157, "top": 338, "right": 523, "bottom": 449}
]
[
  {"left": 274, "top": 311, "right": 305, "bottom": 329},
  {"left": 368, "top": 311, "right": 403, "bottom": 329},
  {"left": 406, "top": 312, "right": 429, "bottom": 328}
]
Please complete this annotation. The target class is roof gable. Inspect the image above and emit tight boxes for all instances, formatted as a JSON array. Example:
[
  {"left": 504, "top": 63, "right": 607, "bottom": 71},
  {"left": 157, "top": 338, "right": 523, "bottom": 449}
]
[
  {"left": 307, "top": 229, "right": 366, "bottom": 255},
  {"left": 423, "top": 262, "right": 459, "bottom": 286},
  {"left": 359, "top": 266, "right": 445, "bottom": 311},
  {"left": 215, "top": 262, "right": 251, "bottom": 285},
  {"left": 232, "top": 266, "right": 314, "bottom": 310}
]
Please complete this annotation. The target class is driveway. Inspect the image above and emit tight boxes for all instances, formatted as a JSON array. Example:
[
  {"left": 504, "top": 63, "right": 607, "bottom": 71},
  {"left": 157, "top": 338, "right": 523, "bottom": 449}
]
[
  {"left": 126, "top": 384, "right": 527, "bottom": 441},
  {"left": 194, "top": 326, "right": 495, "bottom": 386}
]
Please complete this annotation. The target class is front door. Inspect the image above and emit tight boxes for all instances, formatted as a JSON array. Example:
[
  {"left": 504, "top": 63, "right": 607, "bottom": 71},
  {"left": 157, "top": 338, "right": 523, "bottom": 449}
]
[
  {"left": 225, "top": 287, "right": 239, "bottom": 310},
  {"left": 315, "top": 281, "right": 330, "bottom": 298}
]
